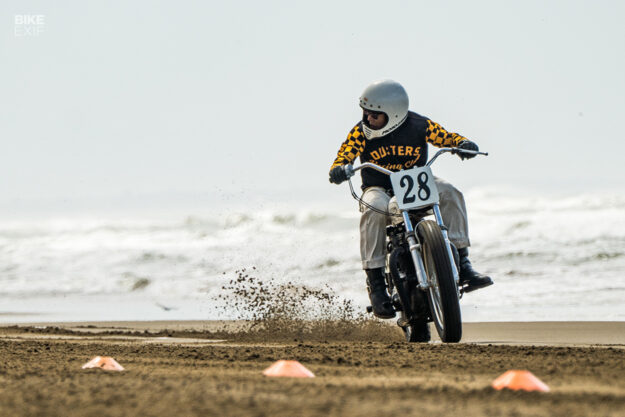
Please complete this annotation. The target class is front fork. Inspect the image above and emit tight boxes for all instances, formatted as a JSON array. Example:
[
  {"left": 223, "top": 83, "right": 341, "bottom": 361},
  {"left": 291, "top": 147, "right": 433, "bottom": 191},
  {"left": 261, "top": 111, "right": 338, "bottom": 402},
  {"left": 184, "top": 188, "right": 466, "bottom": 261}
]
[
  {"left": 431, "top": 204, "right": 461, "bottom": 286},
  {"left": 402, "top": 211, "right": 429, "bottom": 291},
  {"left": 401, "top": 205, "right": 461, "bottom": 290}
]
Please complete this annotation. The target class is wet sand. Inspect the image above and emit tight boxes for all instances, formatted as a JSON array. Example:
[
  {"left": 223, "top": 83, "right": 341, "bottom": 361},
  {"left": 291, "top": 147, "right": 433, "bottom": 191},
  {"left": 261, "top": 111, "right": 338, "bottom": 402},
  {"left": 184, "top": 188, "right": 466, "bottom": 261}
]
[{"left": 1, "top": 321, "right": 624, "bottom": 416}]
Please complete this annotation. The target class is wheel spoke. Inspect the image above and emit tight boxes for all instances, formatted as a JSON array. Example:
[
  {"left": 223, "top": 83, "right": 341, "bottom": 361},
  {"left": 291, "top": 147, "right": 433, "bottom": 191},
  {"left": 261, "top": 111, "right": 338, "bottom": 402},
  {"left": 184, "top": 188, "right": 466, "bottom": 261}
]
[{"left": 425, "top": 245, "right": 445, "bottom": 331}]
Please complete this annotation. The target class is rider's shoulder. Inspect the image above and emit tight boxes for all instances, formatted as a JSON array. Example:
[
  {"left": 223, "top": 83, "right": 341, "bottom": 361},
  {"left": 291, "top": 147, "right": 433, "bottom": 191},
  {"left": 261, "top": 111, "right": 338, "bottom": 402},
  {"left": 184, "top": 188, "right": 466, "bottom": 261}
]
[
  {"left": 347, "top": 121, "right": 365, "bottom": 138},
  {"left": 404, "top": 111, "right": 432, "bottom": 130},
  {"left": 406, "top": 111, "right": 430, "bottom": 123}
]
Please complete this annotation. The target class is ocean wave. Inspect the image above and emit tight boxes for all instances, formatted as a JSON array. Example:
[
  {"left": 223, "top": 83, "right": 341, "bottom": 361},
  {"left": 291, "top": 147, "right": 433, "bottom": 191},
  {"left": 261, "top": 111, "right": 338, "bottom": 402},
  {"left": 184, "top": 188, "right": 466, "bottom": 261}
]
[
  {"left": 466, "top": 188, "right": 625, "bottom": 214},
  {"left": 0, "top": 190, "right": 624, "bottom": 321}
]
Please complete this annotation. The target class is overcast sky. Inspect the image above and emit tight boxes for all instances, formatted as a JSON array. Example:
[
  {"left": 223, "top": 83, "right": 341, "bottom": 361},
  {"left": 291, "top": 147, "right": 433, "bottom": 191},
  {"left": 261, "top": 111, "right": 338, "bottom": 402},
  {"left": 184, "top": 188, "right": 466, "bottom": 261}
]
[{"left": 1, "top": 0, "right": 624, "bottom": 215}]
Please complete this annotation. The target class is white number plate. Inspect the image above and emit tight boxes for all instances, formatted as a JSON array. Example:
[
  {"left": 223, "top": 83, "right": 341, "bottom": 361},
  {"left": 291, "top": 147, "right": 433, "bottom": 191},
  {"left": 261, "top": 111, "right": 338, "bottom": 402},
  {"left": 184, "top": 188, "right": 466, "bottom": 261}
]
[{"left": 390, "top": 166, "right": 439, "bottom": 210}]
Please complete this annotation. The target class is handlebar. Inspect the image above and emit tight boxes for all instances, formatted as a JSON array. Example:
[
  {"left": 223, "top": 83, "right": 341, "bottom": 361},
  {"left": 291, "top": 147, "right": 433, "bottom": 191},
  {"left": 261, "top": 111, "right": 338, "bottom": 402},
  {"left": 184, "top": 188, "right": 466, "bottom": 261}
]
[
  {"left": 344, "top": 147, "right": 488, "bottom": 179},
  {"left": 426, "top": 148, "right": 488, "bottom": 167},
  {"left": 345, "top": 162, "right": 392, "bottom": 178}
]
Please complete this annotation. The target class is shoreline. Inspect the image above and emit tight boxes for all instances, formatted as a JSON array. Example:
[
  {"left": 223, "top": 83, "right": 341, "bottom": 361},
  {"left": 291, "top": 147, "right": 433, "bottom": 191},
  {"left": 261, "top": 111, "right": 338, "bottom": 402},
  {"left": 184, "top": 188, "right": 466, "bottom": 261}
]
[{"left": 2, "top": 320, "right": 625, "bottom": 346}]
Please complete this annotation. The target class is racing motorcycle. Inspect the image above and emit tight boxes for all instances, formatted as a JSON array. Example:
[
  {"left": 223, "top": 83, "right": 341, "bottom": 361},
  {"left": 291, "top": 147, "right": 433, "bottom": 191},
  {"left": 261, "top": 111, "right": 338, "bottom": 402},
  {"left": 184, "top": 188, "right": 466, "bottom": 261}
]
[{"left": 341, "top": 148, "right": 487, "bottom": 343}]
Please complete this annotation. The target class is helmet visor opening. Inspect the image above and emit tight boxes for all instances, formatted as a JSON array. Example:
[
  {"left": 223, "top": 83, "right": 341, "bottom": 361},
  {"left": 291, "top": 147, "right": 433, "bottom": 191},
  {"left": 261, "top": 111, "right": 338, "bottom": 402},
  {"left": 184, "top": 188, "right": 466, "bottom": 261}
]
[{"left": 362, "top": 108, "right": 388, "bottom": 130}]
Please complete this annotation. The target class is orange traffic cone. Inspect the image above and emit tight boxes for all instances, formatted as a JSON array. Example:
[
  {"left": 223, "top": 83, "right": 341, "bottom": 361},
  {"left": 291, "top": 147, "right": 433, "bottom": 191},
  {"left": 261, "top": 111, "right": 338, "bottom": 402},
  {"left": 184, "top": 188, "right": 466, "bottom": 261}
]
[
  {"left": 492, "top": 370, "right": 549, "bottom": 392},
  {"left": 263, "top": 360, "right": 315, "bottom": 378},
  {"left": 81, "top": 356, "right": 125, "bottom": 371}
]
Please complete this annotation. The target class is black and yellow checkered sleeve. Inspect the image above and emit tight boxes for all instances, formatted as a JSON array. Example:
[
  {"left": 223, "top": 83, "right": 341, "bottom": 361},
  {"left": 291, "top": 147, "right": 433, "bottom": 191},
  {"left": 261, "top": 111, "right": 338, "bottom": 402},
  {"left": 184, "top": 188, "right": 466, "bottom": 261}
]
[
  {"left": 330, "top": 125, "right": 366, "bottom": 170},
  {"left": 425, "top": 119, "right": 467, "bottom": 148}
]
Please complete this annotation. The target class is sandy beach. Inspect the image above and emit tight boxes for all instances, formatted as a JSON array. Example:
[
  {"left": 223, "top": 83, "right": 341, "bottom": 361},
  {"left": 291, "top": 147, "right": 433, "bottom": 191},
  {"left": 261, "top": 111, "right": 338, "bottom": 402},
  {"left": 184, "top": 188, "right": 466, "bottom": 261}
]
[{"left": 1, "top": 320, "right": 624, "bottom": 416}]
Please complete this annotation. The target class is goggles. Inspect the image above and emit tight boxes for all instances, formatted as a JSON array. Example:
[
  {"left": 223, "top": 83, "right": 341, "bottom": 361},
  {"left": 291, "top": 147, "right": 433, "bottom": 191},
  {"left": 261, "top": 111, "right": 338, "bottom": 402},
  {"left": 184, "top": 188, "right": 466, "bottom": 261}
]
[{"left": 362, "top": 109, "right": 385, "bottom": 120}]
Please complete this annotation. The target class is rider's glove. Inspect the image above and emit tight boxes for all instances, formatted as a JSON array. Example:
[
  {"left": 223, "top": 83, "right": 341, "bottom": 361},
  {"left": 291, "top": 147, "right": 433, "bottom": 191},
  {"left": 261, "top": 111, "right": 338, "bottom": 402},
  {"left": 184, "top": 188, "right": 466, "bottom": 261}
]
[
  {"left": 457, "top": 140, "right": 479, "bottom": 160},
  {"left": 329, "top": 166, "right": 348, "bottom": 184}
]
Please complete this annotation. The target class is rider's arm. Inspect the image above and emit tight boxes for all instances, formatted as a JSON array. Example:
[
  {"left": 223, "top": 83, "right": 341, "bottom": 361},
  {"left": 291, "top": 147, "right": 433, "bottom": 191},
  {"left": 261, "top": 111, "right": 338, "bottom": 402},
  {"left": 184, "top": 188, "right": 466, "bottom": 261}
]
[
  {"left": 330, "top": 125, "right": 366, "bottom": 169},
  {"left": 425, "top": 119, "right": 469, "bottom": 148}
]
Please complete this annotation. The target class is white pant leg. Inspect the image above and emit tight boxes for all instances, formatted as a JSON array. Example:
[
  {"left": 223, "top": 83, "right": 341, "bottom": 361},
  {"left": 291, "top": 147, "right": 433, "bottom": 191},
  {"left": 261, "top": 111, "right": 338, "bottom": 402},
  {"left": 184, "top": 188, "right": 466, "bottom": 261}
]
[
  {"left": 435, "top": 177, "right": 470, "bottom": 249},
  {"left": 359, "top": 187, "right": 391, "bottom": 269}
]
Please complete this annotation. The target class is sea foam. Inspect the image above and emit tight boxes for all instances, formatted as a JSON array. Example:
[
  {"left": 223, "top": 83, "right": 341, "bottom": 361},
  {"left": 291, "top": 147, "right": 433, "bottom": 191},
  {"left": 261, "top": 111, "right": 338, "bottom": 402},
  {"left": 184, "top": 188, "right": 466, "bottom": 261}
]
[{"left": 0, "top": 189, "right": 624, "bottom": 322}]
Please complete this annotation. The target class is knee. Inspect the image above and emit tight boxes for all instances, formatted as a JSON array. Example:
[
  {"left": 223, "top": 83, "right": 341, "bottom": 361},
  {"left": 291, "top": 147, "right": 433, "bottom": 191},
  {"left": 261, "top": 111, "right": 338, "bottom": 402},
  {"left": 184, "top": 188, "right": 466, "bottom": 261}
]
[
  {"left": 360, "top": 197, "right": 390, "bottom": 226},
  {"left": 360, "top": 188, "right": 390, "bottom": 214},
  {"left": 361, "top": 205, "right": 388, "bottom": 224},
  {"left": 362, "top": 199, "right": 388, "bottom": 213},
  {"left": 437, "top": 180, "right": 463, "bottom": 200}
]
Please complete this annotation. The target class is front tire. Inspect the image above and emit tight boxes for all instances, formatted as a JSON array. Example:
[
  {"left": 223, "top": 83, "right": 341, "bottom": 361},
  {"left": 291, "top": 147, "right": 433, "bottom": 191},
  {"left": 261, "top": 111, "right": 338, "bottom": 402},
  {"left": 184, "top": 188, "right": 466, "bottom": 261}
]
[{"left": 417, "top": 220, "right": 462, "bottom": 343}]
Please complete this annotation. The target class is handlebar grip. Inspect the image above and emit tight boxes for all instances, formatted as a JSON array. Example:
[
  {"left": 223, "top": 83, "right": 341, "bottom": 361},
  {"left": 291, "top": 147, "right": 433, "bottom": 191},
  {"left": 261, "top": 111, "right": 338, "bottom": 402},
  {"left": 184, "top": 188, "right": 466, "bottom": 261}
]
[{"left": 455, "top": 149, "right": 489, "bottom": 156}]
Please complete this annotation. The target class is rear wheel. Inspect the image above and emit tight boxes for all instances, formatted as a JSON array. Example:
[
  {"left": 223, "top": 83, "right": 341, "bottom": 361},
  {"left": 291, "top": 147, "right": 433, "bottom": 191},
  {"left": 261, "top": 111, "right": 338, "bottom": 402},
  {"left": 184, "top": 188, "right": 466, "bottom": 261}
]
[
  {"left": 417, "top": 220, "right": 462, "bottom": 343},
  {"left": 402, "top": 320, "right": 431, "bottom": 343}
]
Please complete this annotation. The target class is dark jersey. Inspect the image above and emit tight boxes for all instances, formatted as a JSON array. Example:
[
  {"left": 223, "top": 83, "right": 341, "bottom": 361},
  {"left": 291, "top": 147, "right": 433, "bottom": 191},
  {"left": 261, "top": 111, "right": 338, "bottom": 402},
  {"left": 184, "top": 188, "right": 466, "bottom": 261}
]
[{"left": 330, "top": 111, "right": 468, "bottom": 191}]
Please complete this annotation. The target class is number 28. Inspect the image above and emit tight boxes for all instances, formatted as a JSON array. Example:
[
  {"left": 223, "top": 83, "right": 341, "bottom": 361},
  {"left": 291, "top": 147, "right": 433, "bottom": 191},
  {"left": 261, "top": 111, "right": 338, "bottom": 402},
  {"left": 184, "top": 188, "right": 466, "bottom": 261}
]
[{"left": 399, "top": 172, "right": 431, "bottom": 204}]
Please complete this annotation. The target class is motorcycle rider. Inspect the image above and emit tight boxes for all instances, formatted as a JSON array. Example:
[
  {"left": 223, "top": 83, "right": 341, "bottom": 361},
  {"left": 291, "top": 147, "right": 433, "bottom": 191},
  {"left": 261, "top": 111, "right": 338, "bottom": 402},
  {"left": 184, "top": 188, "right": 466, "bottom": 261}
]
[{"left": 329, "top": 79, "right": 493, "bottom": 319}]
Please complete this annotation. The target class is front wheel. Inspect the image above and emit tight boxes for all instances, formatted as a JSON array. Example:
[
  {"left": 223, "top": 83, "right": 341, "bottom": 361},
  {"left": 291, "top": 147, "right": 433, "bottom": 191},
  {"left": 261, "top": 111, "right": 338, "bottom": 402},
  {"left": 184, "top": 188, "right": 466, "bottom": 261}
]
[{"left": 417, "top": 220, "right": 462, "bottom": 343}]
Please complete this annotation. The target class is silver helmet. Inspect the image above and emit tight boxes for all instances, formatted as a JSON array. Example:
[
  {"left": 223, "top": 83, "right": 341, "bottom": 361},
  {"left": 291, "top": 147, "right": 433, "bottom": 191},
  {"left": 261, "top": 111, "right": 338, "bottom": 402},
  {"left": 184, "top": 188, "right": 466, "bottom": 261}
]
[{"left": 359, "top": 79, "right": 409, "bottom": 139}]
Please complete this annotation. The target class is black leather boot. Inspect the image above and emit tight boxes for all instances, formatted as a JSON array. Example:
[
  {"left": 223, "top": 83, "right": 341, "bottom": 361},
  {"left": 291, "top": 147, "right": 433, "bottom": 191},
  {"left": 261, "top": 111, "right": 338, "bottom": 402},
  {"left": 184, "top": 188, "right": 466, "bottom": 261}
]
[
  {"left": 458, "top": 247, "right": 493, "bottom": 292},
  {"left": 365, "top": 268, "right": 396, "bottom": 319}
]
